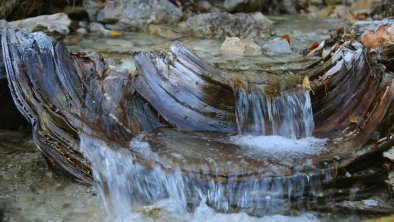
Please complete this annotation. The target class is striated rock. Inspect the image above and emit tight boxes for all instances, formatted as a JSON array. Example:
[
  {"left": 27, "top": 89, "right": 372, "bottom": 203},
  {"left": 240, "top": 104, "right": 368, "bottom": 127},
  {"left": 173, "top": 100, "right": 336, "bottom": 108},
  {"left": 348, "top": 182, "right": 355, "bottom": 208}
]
[
  {"left": 95, "top": 0, "right": 182, "bottom": 31},
  {"left": 220, "top": 37, "right": 262, "bottom": 55},
  {"left": 186, "top": 12, "right": 272, "bottom": 39},
  {"left": 9, "top": 13, "right": 71, "bottom": 40}
]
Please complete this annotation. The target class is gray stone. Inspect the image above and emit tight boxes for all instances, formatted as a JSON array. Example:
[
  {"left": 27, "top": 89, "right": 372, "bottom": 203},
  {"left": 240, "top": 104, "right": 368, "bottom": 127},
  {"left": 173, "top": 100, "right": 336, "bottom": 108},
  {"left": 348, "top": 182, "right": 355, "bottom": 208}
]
[
  {"left": 9, "top": 13, "right": 71, "bottom": 41},
  {"left": 262, "top": 38, "right": 292, "bottom": 54},
  {"left": 95, "top": 0, "right": 182, "bottom": 31},
  {"left": 186, "top": 12, "right": 272, "bottom": 39},
  {"left": 383, "top": 147, "right": 394, "bottom": 161},
  {"left": 83, "top": 0, "right": 106, "bottom": 22}
]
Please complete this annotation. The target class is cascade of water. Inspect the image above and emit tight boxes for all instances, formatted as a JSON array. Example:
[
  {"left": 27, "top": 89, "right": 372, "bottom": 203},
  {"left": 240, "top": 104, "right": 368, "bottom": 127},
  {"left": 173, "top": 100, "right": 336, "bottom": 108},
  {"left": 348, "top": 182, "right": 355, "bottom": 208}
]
[
  {"left": 79, "top": 135, "right": 187, "bottom": 220},
  {"left": 79, "top": 134, "right": 330, "bottom": 220},
  {"left": 234, "top": 88, "right": 314, "bottom": 138}
]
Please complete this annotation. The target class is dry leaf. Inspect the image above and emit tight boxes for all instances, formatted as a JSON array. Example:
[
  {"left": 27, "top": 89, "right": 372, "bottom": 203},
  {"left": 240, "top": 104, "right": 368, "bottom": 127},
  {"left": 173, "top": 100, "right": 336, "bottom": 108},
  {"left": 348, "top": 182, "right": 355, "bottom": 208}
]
[
  {"left": 302, "top": 76, "right": 315, "bottom": 95},
  {"left": 281, "top": 34, "right": 291, "bottom": 45},
  {"left": 111, "top": 30, "right": 123, "bottom": 37},
  {"left": 349, "top": 115, "right": 359, "bottom": 124},
  {"left": 308, "top": 42, "right": 320, "bottom": 51},
  {"left": 361, "top": 25, "right": 394, "bottom": 49}
]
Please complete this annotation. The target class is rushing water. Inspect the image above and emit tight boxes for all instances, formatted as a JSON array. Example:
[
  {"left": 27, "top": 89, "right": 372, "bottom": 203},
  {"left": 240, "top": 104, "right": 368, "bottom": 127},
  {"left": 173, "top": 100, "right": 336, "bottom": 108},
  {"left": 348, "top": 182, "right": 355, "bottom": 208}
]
[{"left": 234, "top": 88, "right": 314, "bottom": 138}]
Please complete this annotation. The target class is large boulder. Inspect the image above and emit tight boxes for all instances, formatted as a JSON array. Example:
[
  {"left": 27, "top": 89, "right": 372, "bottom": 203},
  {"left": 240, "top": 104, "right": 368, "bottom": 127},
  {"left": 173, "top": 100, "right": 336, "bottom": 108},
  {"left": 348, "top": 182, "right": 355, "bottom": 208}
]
[
  {"left": 88, "top": 0, "right": 182, "bottom": 31},
  {"left": 186, "top": 12, "right": 273, "bottom": 39}
]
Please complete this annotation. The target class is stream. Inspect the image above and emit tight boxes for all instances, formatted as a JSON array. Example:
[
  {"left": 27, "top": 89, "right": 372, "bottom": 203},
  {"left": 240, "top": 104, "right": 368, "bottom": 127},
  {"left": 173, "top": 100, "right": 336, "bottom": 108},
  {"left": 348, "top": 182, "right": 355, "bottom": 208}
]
[{"left": 0, "top": 15, "right": 391, "bottom": 222}]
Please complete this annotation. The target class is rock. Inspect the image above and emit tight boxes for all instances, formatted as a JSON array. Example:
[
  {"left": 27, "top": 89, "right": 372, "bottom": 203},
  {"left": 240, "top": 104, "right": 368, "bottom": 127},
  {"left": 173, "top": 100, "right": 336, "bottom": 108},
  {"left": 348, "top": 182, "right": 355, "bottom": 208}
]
[
  {"left": 95, "top": 0, "right": 182, "bottom": 31},
  {"left": 76, "top": 27, "right": 88, "bottom": 35},
  {"left": 277, "top": 0, "right": 298, "bottom": 14},
  {"left": 310, "top": 5, "right": 353, "bottom": 20},
  {"left": 89, "top": 22, "right": 122, "bottom": 37},
  {"left": 220, "top": 37, "right": 262, "bottom": 55},
  {"left": 222, "top": 0, "right": 265, "bottom": 12},
  {"left": 352, "top": 0, "right": 381, "bottom": 14},
  {"left": 146, "top": 24, "right": 182, "bottom": 39},
  {"left": 386, "top": 171, "right": 394, "bottom": 199},
  {"left": 383, "top": 147, "right": 394, "bottom": 161},
  {"left": 250, "top": 12, "right": 273, "bottom": 26},
  {"left": 186, "top": 12, "right": 272, "bottom": 39},
  {"left": 362, "top": 199, "right": 379, "bottom": 207},
  {"left": 371, "top": 0, "right": 394, "bottom": 18},
  {"left": 9, "top": 13, "right": 71, "bottom": 41},
  {"left": 83, "top": 0, "right": 106, "bottom": 22},
  {"left": 262, "top": 38, "right": 292, "bottom": 54}
]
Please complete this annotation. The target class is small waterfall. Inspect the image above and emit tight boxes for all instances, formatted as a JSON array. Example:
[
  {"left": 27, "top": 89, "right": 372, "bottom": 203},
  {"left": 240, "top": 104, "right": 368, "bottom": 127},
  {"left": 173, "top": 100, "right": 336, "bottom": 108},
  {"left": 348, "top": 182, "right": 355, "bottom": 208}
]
[
  {"left": 79, "top": 135, "right": 187, "bottom": 221},
  {"left": 234, "top": 87, "right": 314, "bottom": 138},
  {"left": 79, "top": 134, "right": 330, "bottom": 221}
]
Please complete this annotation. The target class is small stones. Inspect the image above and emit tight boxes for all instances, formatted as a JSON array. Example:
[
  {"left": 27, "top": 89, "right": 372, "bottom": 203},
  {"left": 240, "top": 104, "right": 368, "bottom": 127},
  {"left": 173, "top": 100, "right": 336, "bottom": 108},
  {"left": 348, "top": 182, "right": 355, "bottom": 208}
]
[{"left": 220, "top": 37, "right": 262, "bottom": 55}]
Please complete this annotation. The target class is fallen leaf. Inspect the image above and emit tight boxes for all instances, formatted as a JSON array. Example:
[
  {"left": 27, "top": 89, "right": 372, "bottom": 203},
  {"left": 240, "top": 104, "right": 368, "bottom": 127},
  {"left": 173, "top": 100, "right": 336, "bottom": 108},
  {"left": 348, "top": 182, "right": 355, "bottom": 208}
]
[
  {"left": 308, "top": 42, "right": 320, "bottom": 51},
  {"left": 361, "top": 25, "right": 394, "bottom": 49},
  {"left": 281, "top": 34, "right": 291, "bottom": 45},
  {"left": 349, "top": 115, "right": 359, "bottom": 124},
  {"left": 110, "top": 30, "right": 123, "bottom": 37},
  {"left": 302, "top": 76, "right": 315, "bottom": 95}
]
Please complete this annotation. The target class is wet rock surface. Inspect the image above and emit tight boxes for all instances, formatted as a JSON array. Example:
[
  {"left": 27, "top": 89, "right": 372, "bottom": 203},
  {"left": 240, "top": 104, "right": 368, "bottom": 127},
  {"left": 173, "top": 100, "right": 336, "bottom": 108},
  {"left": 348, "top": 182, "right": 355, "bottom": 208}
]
[{"left": 186, "top": 12, "right": 272, "bottom": 38}]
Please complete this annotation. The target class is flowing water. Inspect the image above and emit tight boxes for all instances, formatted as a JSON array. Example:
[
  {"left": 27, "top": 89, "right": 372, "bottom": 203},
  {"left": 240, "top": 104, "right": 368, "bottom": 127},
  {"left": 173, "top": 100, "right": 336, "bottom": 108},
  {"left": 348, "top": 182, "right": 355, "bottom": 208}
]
[
  {"left": 1, "top": 16, "right": 388, "bottom": 222},
  {"left": 78, "top": 80, "right": 326, "bottom": 220},
  {"left": 234, "top": 88, "right": 314, "bottom": 138}
]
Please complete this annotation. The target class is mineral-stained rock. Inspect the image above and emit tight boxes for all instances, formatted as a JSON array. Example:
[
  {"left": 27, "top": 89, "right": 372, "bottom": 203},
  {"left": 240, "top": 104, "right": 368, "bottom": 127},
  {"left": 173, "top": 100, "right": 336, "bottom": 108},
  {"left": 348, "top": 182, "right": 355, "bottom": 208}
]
[
  {"left": 94, "top": 0, "right": 182, "bottom": 31},
  {"left": 9, "top": 13, "right": 71, "bottom": 40},
  {"left": 186, "top": 12, "right": 272, "bottom": 39}
]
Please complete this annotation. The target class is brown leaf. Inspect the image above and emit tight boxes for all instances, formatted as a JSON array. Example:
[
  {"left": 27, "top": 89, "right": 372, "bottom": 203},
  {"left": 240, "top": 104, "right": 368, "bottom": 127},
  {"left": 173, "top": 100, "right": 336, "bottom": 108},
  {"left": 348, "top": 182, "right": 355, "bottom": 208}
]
[
  {"left": 281, "top": 34, "right": 291, "bottom": 45},
  {"left": 302, "top": 76, "right": 315, "bottom": 95},
  {"left": 361, "top": 25, "right": 394, "bottom": 49}
]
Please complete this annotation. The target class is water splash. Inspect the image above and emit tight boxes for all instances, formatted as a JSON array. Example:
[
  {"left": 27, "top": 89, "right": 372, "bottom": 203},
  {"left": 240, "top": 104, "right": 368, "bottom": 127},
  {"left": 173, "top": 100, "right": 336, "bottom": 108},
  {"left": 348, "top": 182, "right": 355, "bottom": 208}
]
[{"left": 234, "top": 88, "right": 314, "bottom": 138}]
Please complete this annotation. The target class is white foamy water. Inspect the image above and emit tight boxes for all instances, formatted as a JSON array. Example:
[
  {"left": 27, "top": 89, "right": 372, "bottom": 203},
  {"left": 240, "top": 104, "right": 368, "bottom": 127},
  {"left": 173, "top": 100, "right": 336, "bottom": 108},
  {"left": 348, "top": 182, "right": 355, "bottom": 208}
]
[{"left": 231, "top": 135, "right": 327, "bottom": 158}]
